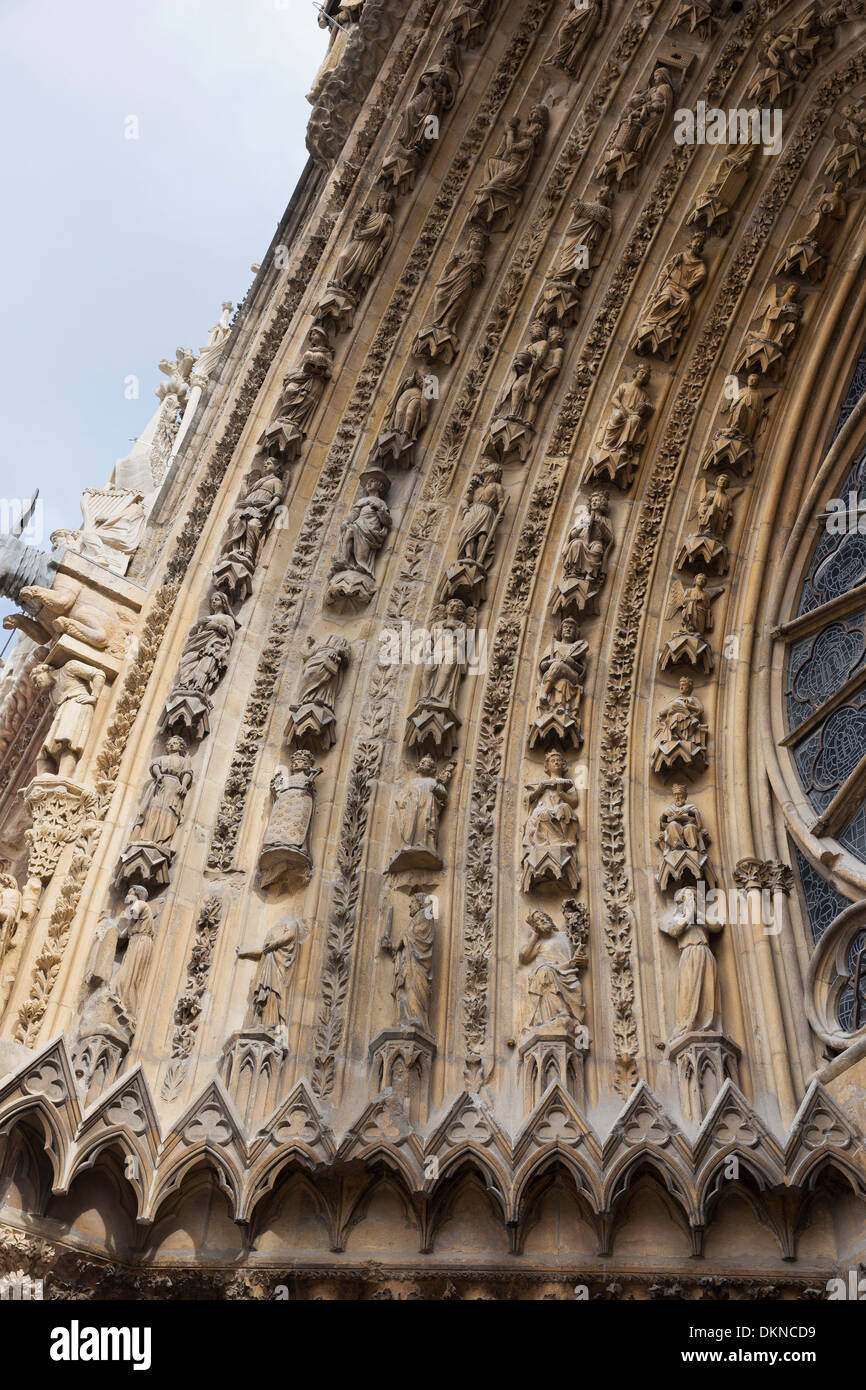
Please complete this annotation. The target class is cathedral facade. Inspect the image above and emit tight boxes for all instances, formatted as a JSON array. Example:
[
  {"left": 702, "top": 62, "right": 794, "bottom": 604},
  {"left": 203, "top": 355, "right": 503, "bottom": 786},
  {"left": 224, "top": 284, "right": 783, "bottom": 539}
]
[{"left": 1, "top": 0, "right": 866, "bottom": 1299}]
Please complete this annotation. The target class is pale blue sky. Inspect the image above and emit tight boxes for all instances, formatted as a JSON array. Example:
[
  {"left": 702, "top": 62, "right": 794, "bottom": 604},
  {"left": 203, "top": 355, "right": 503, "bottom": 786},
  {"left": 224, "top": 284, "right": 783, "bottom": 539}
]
[{"left": 0, "top": 0, "right": 328, "bottom": 632}]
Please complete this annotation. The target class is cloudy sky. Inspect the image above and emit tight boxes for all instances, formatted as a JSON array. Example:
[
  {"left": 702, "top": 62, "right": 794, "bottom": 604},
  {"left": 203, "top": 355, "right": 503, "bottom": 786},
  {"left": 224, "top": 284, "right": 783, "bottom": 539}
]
[{"left": 0, "top": 0, "right": 328, "bottom": 634}]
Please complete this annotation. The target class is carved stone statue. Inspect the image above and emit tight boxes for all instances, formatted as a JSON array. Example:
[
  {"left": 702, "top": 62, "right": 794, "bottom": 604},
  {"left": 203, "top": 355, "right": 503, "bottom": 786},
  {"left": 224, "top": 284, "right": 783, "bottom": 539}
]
[
  {"left": 56, "top": 487, "right": 147, "bottom": 576},
  {"left": 443, "top": 463, "right": 506, "bottom": 604},
  {"left": 381, "top": 891, "right": 435, "bottom": 1028},
  {"left": 687, "top": 145, "right": 756, "bottom": 236},
  {"left": 676, "top": 474, "right": 743, "bottom": 573},
  {"left": 774, "top": 182, "right": 848, "bottom": 283},
  {"left": 326, "top": 470, "right": 392, "bottom": 610},
  {"left": 0, "top": 867, "right": 23, "bottom": 1011},
  {"left": 159, "top": 592, "right": 241, "bottom": 739},
  {"left": 585, "top": 366, "right": 653, "bottom": 489},
  {"left": 552, "top": 492, "right": 614, "bottom": 622},
  {"left": 519, "top": 907, "right": 586, "bottom": 1028},
  {"left": 370, "top": 369, "right": 431, "bottom": 468},
  {"left": 521, "top": 749, "right": 581, "bottom": 892},
  {"left": 236, "top": 919, "right": 299, "bottom": 1036},
  {"left": 470, "top": 105, "right": 549, "bottom": 232},
  {"left": 213, "top": 458, "right": 288, "bottom": 602},
  {"left": 257, "top": 326, "right": 334, "bottom": 462},
  {"left": 30, "top": 659, "right": 105, "bottom": 779},
  {"left": 412, "top": 229, "right": 487, "bottom": 362},
  {"left": 659, "top": 885, "right": 723, "bottom": 1037},
  {"left": 315, "top": 194, "right": 395, "bottom": 330},
  {"left": 405, "top": 598, "right": 476, "bottom": 756},
  {"left": 446, "top": 0, "right": 498, "bottom": 46},
  {"left": 651, "top": 677, "right": 709, "bottom": 776},
  {"left": 824, "top": 102, "right": 866, "bottom": 186},
  {"left": 284, "top": 633, "right": 351, "bottom": 751},
  {"left": 671, "top": 0, "right": 716, "bottom": 38},
  {"left": 632, "top": 233, "right": 707, "bottom": 361},
  {"left": 545, "top": 0, "right": 604, "bottom": 79},
  {"left": 656, "top": 784, "right": 716, "bottom": 890},
  {"left": 388, "top": 756, "right": 453, "bottom": 872},
  {"left": 116, "top": 736, "right": 193, "bottom": 891},
  {"left": 746, "top": 13, "right": 833, "bottom": 107},
  {"left": 110, "top": 886, "right": 157, "bottom": 1026},
  {"left": 595, "top": 66, "right": 673, "bottom": 190},
  {"left": 9, "top": 572, "right": 131, "bottom": 654},
  {"left": 658, "top": 573, "right": 723, "bottom": 674},
  {"left": 156, "top": 348, "right": 195, "bottom": 412},
  {"left": 380, "top": 44, "right": 462, "bottom": 192},
  {"left": 529, "top": 618, "right": 588, "bottom": 750},
  {"left": 733, "top": 284, "right": 803, "bottom": 381},
  {"left": 259, "top": 751, "right": 322, "bottom": 887},
  {"left": 702, "top": 373, "right": 770, "bottom": 475},
  {"left": 485, "top": 320, "right": 564, "bottom": 462},
  {"left": 539, "top": 188, "right": 612, "bottom": 326}
]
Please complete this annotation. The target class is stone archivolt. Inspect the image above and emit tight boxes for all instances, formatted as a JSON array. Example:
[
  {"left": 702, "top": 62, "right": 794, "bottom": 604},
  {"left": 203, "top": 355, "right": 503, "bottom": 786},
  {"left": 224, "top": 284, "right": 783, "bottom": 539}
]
[{"left": 3, "top": 0, "right": 866, "bottom": 1295}]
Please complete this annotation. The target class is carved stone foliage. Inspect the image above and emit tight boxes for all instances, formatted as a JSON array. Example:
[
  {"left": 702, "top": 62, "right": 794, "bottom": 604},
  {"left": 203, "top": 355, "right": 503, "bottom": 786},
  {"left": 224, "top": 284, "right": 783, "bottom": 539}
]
[
  {"left": 632, "top": 233, "right": 707, "bottom": 361},
  {"left": 484, "top": 319, "right": 564, "bottom": 463},
  {"left": 326, "top": 470, "right": 392, "bottom": 611},
  {"left": 284, "top": 633, "right": 351, "bottom": 752},
  {"left": 594, "top": 65, "right": 673, "bottom": 190},
  {"left": 656, "top": 788, "right": 716, "bottom": 890},
  {"left": 652, "top": 677, "right": 709, "bottom": 777},
  {"left": 388, "top": 756, "right": 454, "bottom": 873},
  {"left": 658, "top": 574, "right": 723, "bottom": 674},
  {"left": 369, "top": 369, "right": 431, "bottom": 468},
  {"left": 539, "top": 189, "right": 612, "bottom": 327},
  {"left": 162, "top": 895, "right": 223, "bottom": 1101},
  {"left": 529, "top": 618, "right": 588, "bottom": 751},
  {"left": 470, "top": 105, "right": 549, "bottom": 232},
  {"left": 259, "top": 751, "right": 321, "bottom": 888},
  {"left": 521, "top": 749, "right": 581, "bottom": 893},
  {"left": 584, "top": 366, "right": 654, "bottom": 489},
  {"left": 115, "top": 736, "right": 193, "bottom": 894},
  {"left": 159, "top": 593, "right": 240, "bottom": 741},
  {"left": 413, "top": 229, "right": 488, "bottom": 363}
]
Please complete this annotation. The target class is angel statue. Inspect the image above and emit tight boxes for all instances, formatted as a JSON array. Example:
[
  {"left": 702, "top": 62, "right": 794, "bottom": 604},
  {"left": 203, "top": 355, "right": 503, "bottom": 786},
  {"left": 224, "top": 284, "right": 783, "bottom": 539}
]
[
  {"left": 658, "top": 573, "right": 723, "bottom": 674},
  {"left": 675, "top": 474, "right": 743, "bottom": 574},
  {"left": 701, "top": 373, "right": 772, "bottom": 475}
]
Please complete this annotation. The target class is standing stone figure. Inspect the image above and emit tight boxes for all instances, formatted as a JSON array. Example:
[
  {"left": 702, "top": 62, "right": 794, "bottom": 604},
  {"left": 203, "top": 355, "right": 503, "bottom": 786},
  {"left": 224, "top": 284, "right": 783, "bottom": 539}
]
[
  {"left": 733, "top": 284, "right": 803, "bottom": 381},
  {"left": 405, "top": 598, "right": 475, "bottom": 756},
  {"left": 687, "top": 145, "right": 756, "bottom": 236},
  {"left": 258, "top": 326, "right": 334, "bottom": 461},
  {"left": 30, "top": 659, "right": 105, "bottom": 780},
  {"left": 470, "top": 106, "right": 549, "bottom": 231},
  {"left": 413, "top": 229, "right": 488, "bottom": 362},
  {"left": 656, "top": 785, "right": 716, "bottom": 890},
  {"left": 326, "top": 471, "right": 392, "bottom": 609},
  {"left": 545, "top": 0, "right": 604, "bottom": 79},
  {"left": 284, "top": 633, "right": 351, "bottom": 751},
  {"left": 381, "top": 892, "right": 435, "bottom": 1029},
  {"left": 111, "top": 886, "right": 157, "bottom": 1026},
  {"left": 585, "top": 366, "right": 654, "bottom": 488},
  {"left": 315, "top": 194, "right": 395, "bottom": 330},
  {"left": 632, "top": 233, "right": 707, "bottom": 361},
  {"left": 370, "top": 370, "right": 431, "bottom": 468},
  {"left": 519, "top": 907, "right": 586, "bottom": 1028},
  {"left": 671, "top": 0, "right": 716, "bottom": 38},
  {"left": 446, "top": 0, "right": 498, "bottom": 46},
  {"left": 676, "top": 474, "right": 743, "bottom": 573},
  {"left": 658, "top": 573, "right": 723, "bottom": 673},
  {"left": 595, "top": 66, "right": 673, "bottom": 189},
  {"left": 116, "top": 736, "right": 193, "bottom": 891},
  {"left": 659, "top": 885, "right": 723, "bottom": 1038},
  {"left": 236, "top": 919, "right": 300, "bottom": 1036},
  {"left": 444, "top": 463, "right": 506, "bottom": 603},
  {"left": 540, "top": 189, "right": 612, "bottom": 326},
  {"left": 521, "top": 750, "right": 581, "bottom": 892},
  {"left": 774, "top": 182, "right": 848, "bottom": 282},
  {"left": 214, "top": 457, "right": 287, "bottom": 601},
  {"left": 160, "top": 592, "right": 241, "bottom": 739},
  {"left": 651, "top": 677, "right": 709, "bottom": 775},
  {"left": 530, "top": 618, "right": 588, "bottom": 750},
  {"left": 380, "top": 44, "right": 462, "bottom": 192},
  {"left": 824, "top": 102, "right": 866, "bottom": 186},
  {"left": 486, "top": 320, "right": 564, "bottom": 462},
  {"left": 552, "top": 491, "right": 614, "bottom": 621},
  {"left": 259, "top": 752, "right": 322, "bottom": 887},
  {"left": 388, "top": 756, "right": 453, "bottom": 872},
  {"left": 702, "top": 373, "right": 769, "bottom": 475},
  {"left": 0, "top": 867, "right": 23, "bottom": 1011}
]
